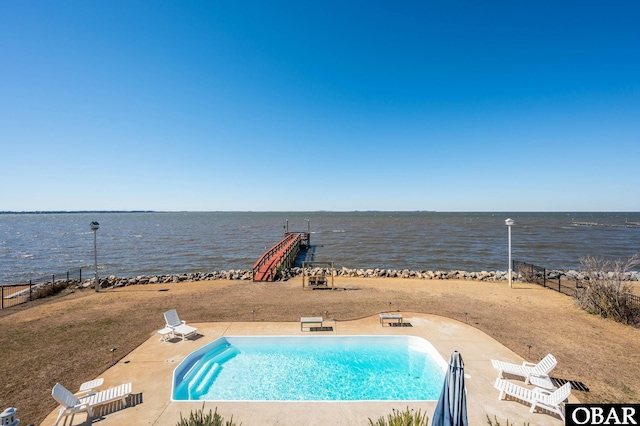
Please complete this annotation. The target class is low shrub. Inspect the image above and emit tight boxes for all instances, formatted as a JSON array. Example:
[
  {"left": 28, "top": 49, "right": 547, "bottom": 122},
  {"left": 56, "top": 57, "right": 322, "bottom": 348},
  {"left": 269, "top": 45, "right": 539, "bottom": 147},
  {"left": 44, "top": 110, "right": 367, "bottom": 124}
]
[
  {"left": 575, "top": 255, "right": 640, "bottom": 326},
  {"left": 368, "top": 407, "right": 429, "bottom": 426},
  {"left": 176, "top": 404, "right": 240, "bottom": 426}
]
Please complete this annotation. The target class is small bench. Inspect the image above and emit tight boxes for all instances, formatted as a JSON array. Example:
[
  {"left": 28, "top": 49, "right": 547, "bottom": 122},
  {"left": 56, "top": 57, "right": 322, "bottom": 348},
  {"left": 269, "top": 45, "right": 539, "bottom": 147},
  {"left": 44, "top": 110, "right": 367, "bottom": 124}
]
[
  {"left": 157, "top": 326, "right": 174, "bottom": 341},
  {"left": 301, "top": 316, "right": 323, "bottom": 331},
  {"left": 379, "top": 313, "right": 403, "bottom": 326}
]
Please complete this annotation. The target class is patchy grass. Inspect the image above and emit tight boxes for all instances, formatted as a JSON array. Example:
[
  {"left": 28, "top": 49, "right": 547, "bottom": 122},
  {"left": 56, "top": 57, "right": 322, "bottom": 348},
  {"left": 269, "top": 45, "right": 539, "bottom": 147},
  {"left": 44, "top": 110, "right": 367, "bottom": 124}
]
[{"left": 1, "top": 277, "right": 639, "bottom": 425}]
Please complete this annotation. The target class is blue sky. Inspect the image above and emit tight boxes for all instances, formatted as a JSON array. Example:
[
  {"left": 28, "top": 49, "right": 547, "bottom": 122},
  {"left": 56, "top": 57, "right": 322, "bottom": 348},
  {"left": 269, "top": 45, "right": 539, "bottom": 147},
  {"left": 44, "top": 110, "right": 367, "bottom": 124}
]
[{"left": 1, "top": 1, "right": 638, "bottom": 211}]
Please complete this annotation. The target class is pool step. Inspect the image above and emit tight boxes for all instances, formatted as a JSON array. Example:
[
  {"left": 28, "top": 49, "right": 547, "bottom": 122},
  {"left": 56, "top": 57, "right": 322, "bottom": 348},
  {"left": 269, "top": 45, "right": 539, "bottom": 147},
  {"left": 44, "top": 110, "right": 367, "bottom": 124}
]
[
  {"left": 186, "top": 346, "right": 239, "bottom": 398},
  {"left": 187, "top": 359, "right": 217, "bottom": 398},
  {"left": 183, "top": 345, "right": 232, "bottom": 383},
  {"left": 213, "top": 346, "right": 240, "bottom": 363},
  {"left": 204, "top": 343, "right": 232, "bottom": 360},
  {"left": 193, "top": 362, "right": 221, "bottom": 396},
  {"left": 182, "top": 343, "right": 230, "bottom": 382}
]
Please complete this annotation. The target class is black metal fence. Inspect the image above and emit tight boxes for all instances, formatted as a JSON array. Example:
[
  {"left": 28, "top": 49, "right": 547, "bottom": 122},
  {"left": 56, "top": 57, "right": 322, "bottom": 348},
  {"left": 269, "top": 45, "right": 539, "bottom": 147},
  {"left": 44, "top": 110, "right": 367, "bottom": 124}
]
[
  {"left": 513, "top": 260, "right": 578, "bottom": 297},
  {"left": 513, "top": 260, "right": 640, "bottom": 304},
  {"left": 625, "top": 293, "right": 640, "bottom": 306},
  {"left": 1, "top": 267, "right": 84, "bottom": 310}
]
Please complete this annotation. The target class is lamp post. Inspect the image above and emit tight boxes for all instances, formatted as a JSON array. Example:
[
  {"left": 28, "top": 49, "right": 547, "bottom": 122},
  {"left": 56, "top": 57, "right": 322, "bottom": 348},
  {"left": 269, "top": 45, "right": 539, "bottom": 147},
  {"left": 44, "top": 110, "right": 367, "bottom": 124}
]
[
  {"left": 505, "top": 218, "right": 514, "bottom": 288},
  {"left": 90, "top": 221, "right": 100, "bottom": 292}
]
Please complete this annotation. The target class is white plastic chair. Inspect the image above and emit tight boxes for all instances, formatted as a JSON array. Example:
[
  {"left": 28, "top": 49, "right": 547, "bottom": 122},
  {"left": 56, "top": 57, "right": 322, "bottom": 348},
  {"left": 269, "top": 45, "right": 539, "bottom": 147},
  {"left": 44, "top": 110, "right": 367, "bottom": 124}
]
[
  {"left": 52, "top": 382, "right": 131, "bottom": 425},
  {"left": 163, "top": 309, "right": 198, "bottom": 341},
  {"left": 491, "top": 353, "right": 557, "bottom": 384}
]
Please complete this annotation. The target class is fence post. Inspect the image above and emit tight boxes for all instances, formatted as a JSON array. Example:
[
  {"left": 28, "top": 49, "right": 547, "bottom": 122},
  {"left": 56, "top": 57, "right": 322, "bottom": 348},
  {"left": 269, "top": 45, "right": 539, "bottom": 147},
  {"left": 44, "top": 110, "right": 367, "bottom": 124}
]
[
  {"left": 1, "top": 286, "right": 4, "bottom": 309},
  {"left": 79, "top": 268, "right": 82, "bottom": 283},
  {"left": 543, "top": 269, "right": 546, "bottom": 288},
  {"left": 558, "top": 276, "right": 561, "bottom": 293}
]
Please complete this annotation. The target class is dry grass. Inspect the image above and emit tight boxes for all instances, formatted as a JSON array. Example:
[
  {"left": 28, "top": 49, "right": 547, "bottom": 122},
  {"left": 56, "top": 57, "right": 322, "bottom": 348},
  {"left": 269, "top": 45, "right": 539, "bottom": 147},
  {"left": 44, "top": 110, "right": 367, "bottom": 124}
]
[{"left": 1, "top": 277, "right": 639, "bottom": 425}]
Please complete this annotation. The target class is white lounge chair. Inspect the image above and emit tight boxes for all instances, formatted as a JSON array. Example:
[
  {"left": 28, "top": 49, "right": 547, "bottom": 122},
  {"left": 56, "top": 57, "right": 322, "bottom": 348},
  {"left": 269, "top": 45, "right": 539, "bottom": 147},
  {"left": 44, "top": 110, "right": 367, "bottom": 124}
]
[
  {"left": 491, "top": 353, "right": 557, "bottom": 384},
  {"left": 163, "top": 309, "right": 198, "bottom": 341},
  {"left": 494, "top": 379, "right": 571, "bottom": 421},
  {"left": 52, "top": 382, "right": 132, "bottom": 426}
]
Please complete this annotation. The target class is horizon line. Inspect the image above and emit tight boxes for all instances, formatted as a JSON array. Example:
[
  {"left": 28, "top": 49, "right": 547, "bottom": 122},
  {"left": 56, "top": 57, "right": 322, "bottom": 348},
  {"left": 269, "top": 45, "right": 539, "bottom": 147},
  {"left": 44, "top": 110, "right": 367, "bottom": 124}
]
[{"left": 2, "top": 210, "right": 639, "bottom": 214}]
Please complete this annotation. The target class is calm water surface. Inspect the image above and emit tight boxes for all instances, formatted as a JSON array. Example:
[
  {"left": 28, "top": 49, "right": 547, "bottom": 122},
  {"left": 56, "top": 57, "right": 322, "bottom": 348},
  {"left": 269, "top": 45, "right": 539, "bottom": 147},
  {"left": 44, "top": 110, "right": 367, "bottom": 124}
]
[{"left": 1, "top": 212, "right": 639, "bottom": 284}]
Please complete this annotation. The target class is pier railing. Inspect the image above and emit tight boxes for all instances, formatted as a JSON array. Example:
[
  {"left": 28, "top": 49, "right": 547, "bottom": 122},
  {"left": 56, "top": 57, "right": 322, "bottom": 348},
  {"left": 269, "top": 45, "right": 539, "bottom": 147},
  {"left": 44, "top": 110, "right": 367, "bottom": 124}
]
[{"left": 252, "top": 232, "right": 309, "bottom": 282}]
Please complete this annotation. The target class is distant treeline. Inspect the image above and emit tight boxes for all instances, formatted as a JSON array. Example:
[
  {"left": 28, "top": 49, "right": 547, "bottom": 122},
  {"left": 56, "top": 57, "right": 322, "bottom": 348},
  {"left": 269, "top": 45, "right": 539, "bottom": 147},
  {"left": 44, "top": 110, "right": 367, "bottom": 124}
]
[{"left": 0, "top": 211, "right": 155, "bottom": 214}]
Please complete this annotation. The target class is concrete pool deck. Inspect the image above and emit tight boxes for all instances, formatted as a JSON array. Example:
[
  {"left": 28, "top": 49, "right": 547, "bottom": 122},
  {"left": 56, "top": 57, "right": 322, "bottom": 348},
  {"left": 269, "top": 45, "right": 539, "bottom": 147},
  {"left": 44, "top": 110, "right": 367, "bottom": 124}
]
[{"left": 41, "top": 313, "right": 576, "bottom": 425}]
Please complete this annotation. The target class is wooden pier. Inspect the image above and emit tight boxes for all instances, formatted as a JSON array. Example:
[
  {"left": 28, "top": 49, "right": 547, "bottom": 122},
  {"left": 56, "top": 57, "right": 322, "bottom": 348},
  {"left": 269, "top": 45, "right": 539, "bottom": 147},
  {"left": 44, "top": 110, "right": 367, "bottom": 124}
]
[
  {"left": 572, "top": 220, "right": 640, "bottom": 228},
  {"left": 252, "top": 231, "right": 310, "bottom": 282}
]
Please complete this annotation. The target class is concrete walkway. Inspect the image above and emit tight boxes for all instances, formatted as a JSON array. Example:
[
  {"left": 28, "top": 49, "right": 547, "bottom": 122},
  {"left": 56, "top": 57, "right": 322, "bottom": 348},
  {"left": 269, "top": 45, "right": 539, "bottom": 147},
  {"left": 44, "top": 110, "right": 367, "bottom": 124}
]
[{"left": 42, "top": 313, "right": 575, "bottom": 425}]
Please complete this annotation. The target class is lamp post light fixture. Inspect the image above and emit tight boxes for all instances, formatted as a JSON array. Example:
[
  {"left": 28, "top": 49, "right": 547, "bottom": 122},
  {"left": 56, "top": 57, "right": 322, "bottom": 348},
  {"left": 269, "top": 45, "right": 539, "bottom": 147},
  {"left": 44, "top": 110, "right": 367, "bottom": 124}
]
[
  {"left": 505, "top": 218, "right": 514, "bottom": 288},
  {"left": 90, "top": 221, "right": 100, "bottom": 292}
]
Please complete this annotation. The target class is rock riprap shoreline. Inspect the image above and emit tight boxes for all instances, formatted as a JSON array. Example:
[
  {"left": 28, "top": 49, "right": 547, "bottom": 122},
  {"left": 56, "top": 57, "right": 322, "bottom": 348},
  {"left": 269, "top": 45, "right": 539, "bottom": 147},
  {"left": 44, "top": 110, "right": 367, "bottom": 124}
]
[{"left": 82, "top": 267, "right": 640, "bottom": 288}]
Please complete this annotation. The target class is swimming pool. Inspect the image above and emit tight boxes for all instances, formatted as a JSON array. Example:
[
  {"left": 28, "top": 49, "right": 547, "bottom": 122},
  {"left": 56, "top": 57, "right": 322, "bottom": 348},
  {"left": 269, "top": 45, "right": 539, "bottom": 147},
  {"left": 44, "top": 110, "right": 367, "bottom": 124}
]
[{"left": 172, "top": 335, "right": 447, "bottom": 401}]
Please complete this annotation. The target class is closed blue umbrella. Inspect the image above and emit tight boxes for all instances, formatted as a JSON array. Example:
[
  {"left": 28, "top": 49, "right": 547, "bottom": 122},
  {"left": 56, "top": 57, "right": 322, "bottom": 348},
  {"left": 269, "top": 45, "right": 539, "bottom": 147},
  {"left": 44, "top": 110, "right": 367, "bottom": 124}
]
[{"left": 432, "top": 350, "right": 468, "bottom": 426}]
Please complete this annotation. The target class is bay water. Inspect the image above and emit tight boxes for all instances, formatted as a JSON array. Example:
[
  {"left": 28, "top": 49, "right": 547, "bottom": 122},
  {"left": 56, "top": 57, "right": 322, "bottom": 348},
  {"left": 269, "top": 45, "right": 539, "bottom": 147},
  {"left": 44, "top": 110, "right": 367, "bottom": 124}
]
[{"left": 1, "top": 211, "right": 639, "bottom": 285}]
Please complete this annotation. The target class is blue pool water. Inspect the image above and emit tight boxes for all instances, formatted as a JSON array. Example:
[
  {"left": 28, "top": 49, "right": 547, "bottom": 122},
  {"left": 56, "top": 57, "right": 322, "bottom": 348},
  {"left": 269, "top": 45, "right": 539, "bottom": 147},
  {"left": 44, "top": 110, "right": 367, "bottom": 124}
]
[{"left": 172, "top": 336, "right": 447, "bottom": 401}]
